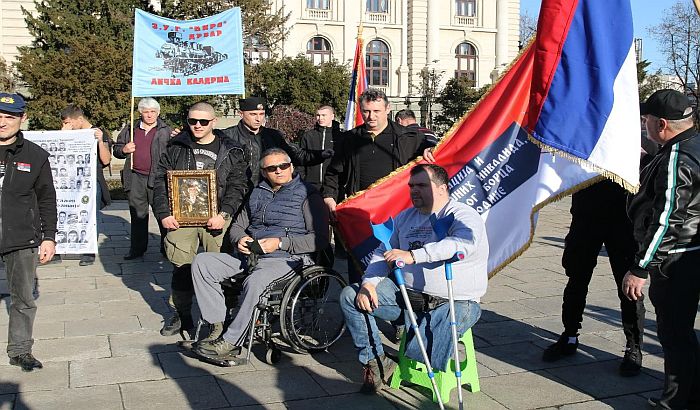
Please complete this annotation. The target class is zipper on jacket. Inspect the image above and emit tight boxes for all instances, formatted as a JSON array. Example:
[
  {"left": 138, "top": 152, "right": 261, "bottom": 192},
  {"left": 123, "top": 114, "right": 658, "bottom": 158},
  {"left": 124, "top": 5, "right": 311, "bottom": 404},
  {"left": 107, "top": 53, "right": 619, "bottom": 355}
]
[{"left": 320, "top": 128, "right": 326, "bottom": 183}]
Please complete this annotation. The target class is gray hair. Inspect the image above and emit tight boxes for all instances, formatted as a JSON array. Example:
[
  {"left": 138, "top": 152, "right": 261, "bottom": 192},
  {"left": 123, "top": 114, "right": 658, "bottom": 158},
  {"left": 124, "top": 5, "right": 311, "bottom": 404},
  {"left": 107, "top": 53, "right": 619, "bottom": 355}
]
[
  {"left": 138, "top": 97, "right": 160, "bottom": 112},
  {"left": 666, "top": 107, "right": 695, "bottom": 132},
  {"left": 259, "top": 147, "right": 291, "bottom": 168}
]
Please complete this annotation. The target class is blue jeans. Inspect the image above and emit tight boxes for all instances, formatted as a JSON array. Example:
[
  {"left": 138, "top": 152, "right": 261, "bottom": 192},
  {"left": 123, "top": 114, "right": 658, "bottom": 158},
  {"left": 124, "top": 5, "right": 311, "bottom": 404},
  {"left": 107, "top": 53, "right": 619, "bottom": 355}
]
[{"left": 341, "top": 277, "right": 481, "bottom": 367}]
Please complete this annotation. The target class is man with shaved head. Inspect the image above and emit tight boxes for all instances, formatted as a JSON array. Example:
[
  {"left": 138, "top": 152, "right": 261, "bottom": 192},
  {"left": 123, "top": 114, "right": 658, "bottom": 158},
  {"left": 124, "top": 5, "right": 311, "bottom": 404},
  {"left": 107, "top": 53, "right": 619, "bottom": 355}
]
[{"left": 153, "top": 101, "right": 248, "bottom": 339}]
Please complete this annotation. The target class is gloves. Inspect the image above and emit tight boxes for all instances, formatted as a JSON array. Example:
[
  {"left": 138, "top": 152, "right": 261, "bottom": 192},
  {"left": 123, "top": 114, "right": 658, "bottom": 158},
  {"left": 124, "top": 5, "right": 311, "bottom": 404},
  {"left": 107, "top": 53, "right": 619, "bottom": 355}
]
[{"left": 321, "top": 149, "right": 335, "bottom": 159}]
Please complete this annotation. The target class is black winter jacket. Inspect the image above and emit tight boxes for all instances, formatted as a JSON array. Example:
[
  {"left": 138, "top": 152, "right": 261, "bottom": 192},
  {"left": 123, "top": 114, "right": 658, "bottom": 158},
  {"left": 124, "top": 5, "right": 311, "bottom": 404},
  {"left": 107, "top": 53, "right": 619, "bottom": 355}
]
[
  {"left": 299, "top": 120, "right": 343, "bottom": 190},
  {"left": 0, "top": 132, "right": 57, "bottom": 253},
  {"left": 221, "top": 122, "right": 323, "bottom": 188},
  {"left": 322, "top": 120, "right": 433, "bottom": 200},
  {"left": 152, "top": 130, "right": 248, "bottom": 221},
  {"left": 113, "top": 118, "right": 172, "bottom": 190},
  {"left": 627, "top": 127, "right": 700, "bottom": 279}
]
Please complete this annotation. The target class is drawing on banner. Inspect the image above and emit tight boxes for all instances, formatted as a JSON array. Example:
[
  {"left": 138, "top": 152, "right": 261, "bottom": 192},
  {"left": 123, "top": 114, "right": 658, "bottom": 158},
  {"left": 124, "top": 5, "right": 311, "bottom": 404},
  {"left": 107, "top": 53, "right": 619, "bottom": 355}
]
[
  {"left": 25, "top": 129, "right": 97, "bottom": 254},
  {"left": 156, "top": 31, "right": 228, "bottom": 77}
]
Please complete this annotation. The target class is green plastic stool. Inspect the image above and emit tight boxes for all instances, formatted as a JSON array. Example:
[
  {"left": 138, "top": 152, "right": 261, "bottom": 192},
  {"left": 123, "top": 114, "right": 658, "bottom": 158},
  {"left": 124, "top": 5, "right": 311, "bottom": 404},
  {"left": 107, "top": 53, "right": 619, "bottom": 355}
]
[{"left": 389, "top": 327, "right": 480, "bottom": 404}]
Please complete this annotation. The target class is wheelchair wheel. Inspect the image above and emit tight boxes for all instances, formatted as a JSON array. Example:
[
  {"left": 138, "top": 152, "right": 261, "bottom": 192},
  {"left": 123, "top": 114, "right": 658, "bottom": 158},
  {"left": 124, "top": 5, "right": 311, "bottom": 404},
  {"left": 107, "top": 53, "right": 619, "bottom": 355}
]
[
  {"left": 265, "top": 347, "right": 282, "bottom": 364},
  {"left": 280, "top": 266, "right": 347, "bottom": 353}
]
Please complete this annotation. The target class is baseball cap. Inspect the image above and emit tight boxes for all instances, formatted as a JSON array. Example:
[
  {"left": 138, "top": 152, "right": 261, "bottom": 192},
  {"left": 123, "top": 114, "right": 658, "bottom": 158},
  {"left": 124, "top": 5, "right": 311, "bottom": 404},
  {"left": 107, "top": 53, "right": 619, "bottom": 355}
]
[
  {"left": 640, "top": 89, "right": 693, "bottom": 120},
  {"left": 239, "top": 97, "right": 266, "bottom": 111},
  {"left": 0, "top": 93, "right": 26, "bottom": 114}
]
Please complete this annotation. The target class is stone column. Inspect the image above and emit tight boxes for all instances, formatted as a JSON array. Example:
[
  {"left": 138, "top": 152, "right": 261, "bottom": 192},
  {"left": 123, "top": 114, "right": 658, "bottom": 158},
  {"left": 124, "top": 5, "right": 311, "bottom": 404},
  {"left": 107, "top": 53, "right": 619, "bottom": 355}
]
[
  {"left": 495, "top": 0, "right": 508, "bottom": 67},
  {"left": 426, "top": 0, "right": 440, "bottom": 67}
]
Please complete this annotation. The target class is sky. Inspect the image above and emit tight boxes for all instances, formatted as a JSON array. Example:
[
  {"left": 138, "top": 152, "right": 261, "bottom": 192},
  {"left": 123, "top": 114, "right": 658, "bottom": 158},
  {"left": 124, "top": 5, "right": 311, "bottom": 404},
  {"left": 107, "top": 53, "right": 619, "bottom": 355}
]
[{"left": 520, "top": 0, "right": 679, "bottom": 72}]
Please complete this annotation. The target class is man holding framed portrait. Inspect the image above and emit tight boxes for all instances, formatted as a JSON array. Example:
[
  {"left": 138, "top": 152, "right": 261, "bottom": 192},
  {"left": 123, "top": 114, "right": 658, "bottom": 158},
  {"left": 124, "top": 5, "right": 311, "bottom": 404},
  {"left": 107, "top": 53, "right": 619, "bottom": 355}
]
[{"left": 153, "top": 102, "right": 248, "bottom": 338}]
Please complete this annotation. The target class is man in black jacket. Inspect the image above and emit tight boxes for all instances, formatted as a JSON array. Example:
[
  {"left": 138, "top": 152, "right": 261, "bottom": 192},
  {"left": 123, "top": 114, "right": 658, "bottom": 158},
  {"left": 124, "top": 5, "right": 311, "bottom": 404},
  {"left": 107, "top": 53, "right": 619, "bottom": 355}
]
[
  {"left": 322, "top": 88, "right": 434, "bottom": 283},
  {"left": 220, "top": 97, "right": 330, "bottom": 189},
  {"left": 113, "top": 97, "right": 172, "bottom": 259},
  {"left": 0, "top": 93, "right": 57, "bottom": 371},
  {"left": 153, "top": 102, "right": 248, "bottom": 338},
  {"left": 623, "top": 89, "right": 700, "bottom": 409},
  {"left": 299, "top": 105, "right": 342, "bottom": 191}
]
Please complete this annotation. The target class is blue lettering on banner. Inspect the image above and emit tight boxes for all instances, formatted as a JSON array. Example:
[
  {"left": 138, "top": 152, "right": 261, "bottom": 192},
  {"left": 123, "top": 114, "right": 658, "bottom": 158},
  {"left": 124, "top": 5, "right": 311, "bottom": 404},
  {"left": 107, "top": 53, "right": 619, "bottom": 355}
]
[{"left": 448, "top": 123, "right": 540, "bottom": 214}]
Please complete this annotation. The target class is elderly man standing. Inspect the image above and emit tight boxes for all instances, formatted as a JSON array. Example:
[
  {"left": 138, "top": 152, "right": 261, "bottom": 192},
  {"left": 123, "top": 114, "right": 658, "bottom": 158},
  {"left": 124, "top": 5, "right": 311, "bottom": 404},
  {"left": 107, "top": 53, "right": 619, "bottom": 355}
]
[
  {"left": 190, "top": 148, "right": 329, "bottom": 361},
  {"left": 622, "top": 89, "right": 700, "bottom": 409},
  {"left": 153, "top": 102, "right": 248, "bottom": 338},
  {"left": 340, "top": 164, "right": 488, "bottom": 393},
  {"left": 0, "top": 93, "right": 57, "bottom": 371},
  {"left": 114, "top": 97, "right": 172, "bottom": 259}
]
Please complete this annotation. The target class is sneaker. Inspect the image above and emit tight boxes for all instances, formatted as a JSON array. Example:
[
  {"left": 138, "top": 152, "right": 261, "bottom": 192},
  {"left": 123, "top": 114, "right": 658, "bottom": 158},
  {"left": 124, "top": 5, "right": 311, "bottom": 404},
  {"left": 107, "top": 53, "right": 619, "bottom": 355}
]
[
  {"left": 360, "top": 355, "right": 397, "bottom": 394},
  {"left": 161, "top": 313, "right": 182, "bottom": 336},
  {"left": 200, "top": 322, "right": 225, "bottom": 343},
  {"left": 9, "top": 353, "right": 43, "bottom": 372},
  {"left": 619, "top": 345, "right": 642, "bottom": 377},
  {"left": 78, "top": 254, "right": 95, "bottom": 266},
  {"left": 542, "top": 334, "right": 579, "bottom": 362},
  {"left": 194, "top": 337, "right": 242, "bottom": 358}
]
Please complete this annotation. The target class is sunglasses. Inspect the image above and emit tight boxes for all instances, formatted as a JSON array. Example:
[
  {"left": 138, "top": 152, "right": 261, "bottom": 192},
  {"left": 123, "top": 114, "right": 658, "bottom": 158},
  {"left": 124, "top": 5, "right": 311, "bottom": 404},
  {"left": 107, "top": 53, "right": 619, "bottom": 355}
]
[
  {"left": 187, "top": 118, "right": 214, "bottom": 126},
  {"left": 262, "top": 162, "right": 292, "bottom": 173}
]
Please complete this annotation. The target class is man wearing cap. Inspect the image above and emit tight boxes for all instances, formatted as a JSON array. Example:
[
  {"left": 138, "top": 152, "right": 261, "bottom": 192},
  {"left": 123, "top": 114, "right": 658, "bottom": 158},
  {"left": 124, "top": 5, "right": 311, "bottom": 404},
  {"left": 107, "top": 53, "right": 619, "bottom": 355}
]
[
  {"left": 623, "top": 89, "right": 700, "bottom": 409},
  {"left": 0, "top": 93, "right": 57, "bottom": 371},
  {"left": 114, "top": 97, "right": 172, "bottom": 260},
  {"left": 221, "top": 97, "right": 331, "bottom": 189},
  {"left": 153, "top": 101, "right": 247, "bottom": 339}
]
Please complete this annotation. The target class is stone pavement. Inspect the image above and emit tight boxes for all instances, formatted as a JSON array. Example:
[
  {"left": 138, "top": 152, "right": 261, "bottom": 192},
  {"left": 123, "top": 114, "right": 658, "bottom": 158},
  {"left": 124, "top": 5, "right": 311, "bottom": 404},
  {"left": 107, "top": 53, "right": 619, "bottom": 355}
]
[{"left": 0, "top": 199, "right": 697, "bottom": 409}]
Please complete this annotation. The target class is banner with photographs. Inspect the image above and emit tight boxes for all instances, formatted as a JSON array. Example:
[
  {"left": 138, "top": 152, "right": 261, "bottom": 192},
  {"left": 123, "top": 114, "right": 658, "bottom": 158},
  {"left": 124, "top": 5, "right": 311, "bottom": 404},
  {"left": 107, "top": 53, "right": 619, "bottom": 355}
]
[
  {"left": 131, "top": 8, "right": 245, "bottom": 97},
  {"left": 25, "top": 130, "right": 97, "bottom": 254}
]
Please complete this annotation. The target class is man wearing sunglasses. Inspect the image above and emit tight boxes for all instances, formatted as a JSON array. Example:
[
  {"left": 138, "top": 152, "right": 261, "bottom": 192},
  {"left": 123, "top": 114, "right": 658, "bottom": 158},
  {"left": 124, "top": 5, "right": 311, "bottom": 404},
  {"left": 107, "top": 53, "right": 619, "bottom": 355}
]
[
  {"left": 221, "top": 97, "right": 332, "bottom": 188},
  {"left": 190, "top": 147, "right": 329, "bottom": 361},
  {"left": 153, "top": 102, "right": 248, "bottom": 339}
]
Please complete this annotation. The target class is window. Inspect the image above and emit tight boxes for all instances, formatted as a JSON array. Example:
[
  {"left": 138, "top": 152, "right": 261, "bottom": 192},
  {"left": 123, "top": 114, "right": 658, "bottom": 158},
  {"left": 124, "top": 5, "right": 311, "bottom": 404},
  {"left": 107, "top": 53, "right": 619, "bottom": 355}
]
[
  {"left": 455, "top": 42, "right": 477, "bottom": 83},
  {"left": 307, "top": 0, "right": 330, "bottom": 9},
  {"left": 366, "top": 0, "right": 388, "bottom": 13},
  {"left": 306, "top": 37, "right": 332, "bottom": 65},
  {"left": 366, "top": 40, "right": 390, "bottom": 86},
  {"left": 455, "top": 0, "right": 476, "bottom": 17},
  {"left": 243, "top": 36, "right": 270, "bottom": 65}
]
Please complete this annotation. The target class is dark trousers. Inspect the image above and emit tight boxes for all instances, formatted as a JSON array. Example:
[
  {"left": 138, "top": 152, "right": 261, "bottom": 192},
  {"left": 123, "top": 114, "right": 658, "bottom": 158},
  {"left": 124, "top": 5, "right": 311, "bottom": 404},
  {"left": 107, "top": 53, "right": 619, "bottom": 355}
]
[
  {"left": 128, "top": 172, "right": 166, "bottom": 255},
  {"left": 4, "top": 248, "right": 39, "bottom": 357},
  {"left": 561, "top": 183, "right": 645, "bottom": 345},
  {"left": 649, "top": 252, "right": 700, "bottom": 409}
]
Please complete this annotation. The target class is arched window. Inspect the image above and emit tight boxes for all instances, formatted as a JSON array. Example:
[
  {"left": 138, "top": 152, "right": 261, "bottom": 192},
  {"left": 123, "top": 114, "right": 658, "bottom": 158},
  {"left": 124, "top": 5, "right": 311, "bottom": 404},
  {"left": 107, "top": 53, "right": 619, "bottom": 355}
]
[
  {"left": 455, "top": 42, "right": 477, "bottom": 84},
  {"left": 366, "top": 39, "right": 390, "bottom": 86},
  {"left": 244, "top": 36, "right": 270, "bottom": 65},
  {"left": 456, "top": 0, "right": 476, "bottom": 17},
  {"left": 306, "top": 37, "right": 332, "bottom": 65}
]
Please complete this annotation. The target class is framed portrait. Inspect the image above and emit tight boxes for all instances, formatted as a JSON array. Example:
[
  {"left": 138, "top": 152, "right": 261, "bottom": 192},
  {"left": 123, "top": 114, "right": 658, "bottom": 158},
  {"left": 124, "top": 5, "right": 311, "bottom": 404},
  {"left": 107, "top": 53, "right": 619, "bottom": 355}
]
[{"left": 167, "top": 170, "right": 218, "bottom": 226}]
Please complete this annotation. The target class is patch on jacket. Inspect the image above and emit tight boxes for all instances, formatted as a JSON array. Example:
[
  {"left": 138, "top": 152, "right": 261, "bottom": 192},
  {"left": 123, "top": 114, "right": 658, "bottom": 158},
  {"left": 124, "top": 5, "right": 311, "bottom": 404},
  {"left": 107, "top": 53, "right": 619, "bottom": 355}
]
[{"left": 16, "top": 162, "right": 31, "bottom": 172}]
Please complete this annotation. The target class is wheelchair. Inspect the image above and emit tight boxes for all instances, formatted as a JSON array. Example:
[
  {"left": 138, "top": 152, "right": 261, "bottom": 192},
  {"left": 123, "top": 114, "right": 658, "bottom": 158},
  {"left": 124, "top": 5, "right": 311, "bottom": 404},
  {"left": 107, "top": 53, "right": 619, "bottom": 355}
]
[{"left": 194, "top": 254, "right": 347, "bottom": 366}]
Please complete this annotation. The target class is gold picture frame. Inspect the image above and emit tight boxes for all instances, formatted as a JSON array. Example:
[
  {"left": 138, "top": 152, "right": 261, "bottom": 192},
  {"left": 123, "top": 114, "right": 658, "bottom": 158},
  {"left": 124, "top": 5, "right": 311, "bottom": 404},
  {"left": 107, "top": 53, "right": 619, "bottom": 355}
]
[{"left": 167, "top": 170, "right": 218, "bottom": 227}]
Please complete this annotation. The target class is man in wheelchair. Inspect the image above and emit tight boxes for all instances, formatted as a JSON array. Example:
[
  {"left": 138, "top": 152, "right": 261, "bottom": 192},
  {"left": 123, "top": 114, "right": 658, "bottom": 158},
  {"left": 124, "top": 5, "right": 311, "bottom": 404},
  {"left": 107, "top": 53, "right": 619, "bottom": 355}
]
[
  {"left": 340, "top": 164, "right": 489, "bottom": 393},
  {"left": 191, "top": 148, "right": 329, "bottom": 361}
]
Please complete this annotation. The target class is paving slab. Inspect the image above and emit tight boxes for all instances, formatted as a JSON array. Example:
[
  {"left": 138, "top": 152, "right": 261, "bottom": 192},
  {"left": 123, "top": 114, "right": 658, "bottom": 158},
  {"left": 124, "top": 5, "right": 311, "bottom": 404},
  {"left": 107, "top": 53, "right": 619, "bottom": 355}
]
[
  {"left": 479, "top": 371, "right": 593, "bottom": 409},
  {"left": 64, "top": 316, "right": 143, "bottom": 337},
  {"left": 0, "top": 362, "right": 69, "bottom": 393},
  {"left": 545, "top": 360, "right": 661, "bottom": 398},
  {"left": 70, "top": 354, "right": 165, "bottom": 387},
  {"left": 64, "top": 288, "right": 131, "bottom": 304},
  {"left": 32, "top": 335, "right": 110, "bottom": 362},
  {"left": 14, "top": 385, "right": 122, "bottom": 410},
  {"left": 109, "top": 331, "right": 183, "bottom": 357},
  {"left": 0, "top": 321, "right": 64, "bottom": 343},
  {"left": 34, "top": 302, "right": 101, "bottom": 323},
  {"left": 216, "top": 367, "right": 327, "bottom": 406},
  {"left": 120, "top": 376, "right": 229, "bottom": 409}
]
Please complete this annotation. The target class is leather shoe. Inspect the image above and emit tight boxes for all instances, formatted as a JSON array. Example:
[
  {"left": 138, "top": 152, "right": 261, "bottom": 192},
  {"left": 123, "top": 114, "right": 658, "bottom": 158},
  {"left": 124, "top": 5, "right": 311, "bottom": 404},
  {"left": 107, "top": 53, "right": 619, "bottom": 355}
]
[
  {"left": 10, "top": 353, "right": 43, "bottom": 372},
  {"left": 124, "top": 252, "right": 145, "bottom": 260}
]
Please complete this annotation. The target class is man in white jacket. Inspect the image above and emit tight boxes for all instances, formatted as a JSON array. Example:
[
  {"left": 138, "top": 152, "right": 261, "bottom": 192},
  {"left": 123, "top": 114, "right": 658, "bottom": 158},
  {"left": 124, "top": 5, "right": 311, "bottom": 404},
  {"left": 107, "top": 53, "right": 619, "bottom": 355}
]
[{"left": 339, "top": 163, "right": 489, "bottom": 394}]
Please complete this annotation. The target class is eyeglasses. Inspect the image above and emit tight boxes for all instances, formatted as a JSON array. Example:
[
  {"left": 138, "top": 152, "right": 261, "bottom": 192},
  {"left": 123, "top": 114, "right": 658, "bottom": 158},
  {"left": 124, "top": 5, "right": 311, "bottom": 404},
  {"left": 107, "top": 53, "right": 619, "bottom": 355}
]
[
  {"left": 262, "top": 162, "right": 292, "bottom": 173},
  {"left": 187, "top": 118, "right": 214, "bottom": 126}
]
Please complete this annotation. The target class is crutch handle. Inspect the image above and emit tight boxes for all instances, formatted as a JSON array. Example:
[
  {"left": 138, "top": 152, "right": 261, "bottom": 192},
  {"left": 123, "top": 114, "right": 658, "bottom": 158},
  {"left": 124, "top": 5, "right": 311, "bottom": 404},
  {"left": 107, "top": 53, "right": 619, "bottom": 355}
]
[
  {"left": 445, "top": 251, "right": 465, "bottom": 280},
  {"left": 392, "top": 259, "right": 406, "bottom": 285}
]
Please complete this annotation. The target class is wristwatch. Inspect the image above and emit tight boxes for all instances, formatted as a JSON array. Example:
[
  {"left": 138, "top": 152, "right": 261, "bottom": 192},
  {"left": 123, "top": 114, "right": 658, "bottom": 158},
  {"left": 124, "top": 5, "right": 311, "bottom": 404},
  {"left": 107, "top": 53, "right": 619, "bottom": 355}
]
[{"left": 218, "top": 211, "right": 231, "bottom": 221}]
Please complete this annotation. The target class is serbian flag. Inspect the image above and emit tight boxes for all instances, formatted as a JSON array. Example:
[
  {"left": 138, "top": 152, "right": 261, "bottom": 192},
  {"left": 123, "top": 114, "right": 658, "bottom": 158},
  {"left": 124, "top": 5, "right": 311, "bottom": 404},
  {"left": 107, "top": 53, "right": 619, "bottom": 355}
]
[
  {"left": 344, "top": 26, "right": 368, "bottom": 130},
  {"left": 335, "top": 0, "right": 640, "bottom": 276}
]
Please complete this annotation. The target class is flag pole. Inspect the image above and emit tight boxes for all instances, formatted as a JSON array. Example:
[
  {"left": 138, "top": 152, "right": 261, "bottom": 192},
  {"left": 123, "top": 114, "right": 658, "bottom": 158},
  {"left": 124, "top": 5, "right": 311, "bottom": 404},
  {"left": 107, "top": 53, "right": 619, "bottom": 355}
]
[
  {"left": 694, "top": 0, "right": 700, "bottom": 17},
  {"left": 129, "top": 96, "right": 135, "bottom": 170}
]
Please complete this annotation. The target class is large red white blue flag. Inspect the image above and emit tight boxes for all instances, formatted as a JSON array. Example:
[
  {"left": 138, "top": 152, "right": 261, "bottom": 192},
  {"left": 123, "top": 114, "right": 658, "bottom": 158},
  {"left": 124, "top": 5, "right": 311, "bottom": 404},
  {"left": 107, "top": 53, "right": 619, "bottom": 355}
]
[
  {"left": 336, "top": 0, "right": 640, "bottom": 275},
  {"left": 132, "top": 8, "right": 245, "bottom": 97},
  {"left": 344, "top": 27, "right": 368, "bottom": 130}
]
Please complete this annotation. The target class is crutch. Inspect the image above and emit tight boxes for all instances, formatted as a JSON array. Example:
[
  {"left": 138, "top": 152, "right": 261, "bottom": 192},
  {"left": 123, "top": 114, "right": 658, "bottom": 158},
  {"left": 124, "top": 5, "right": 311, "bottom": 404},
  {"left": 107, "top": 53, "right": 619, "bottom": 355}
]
[
  {"left": 371, "top": 217, "right": 445, "bottom": 410},
  {"left": 431, "top": 214, "right": 466, "bottom": 409}
]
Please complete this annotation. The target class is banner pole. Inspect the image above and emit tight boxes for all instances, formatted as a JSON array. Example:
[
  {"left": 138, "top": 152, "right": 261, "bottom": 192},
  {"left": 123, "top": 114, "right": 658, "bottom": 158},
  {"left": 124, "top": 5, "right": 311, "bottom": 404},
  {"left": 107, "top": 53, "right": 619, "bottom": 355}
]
[{"left": 129, "top": 96, "right": 135, "bottom": 170}]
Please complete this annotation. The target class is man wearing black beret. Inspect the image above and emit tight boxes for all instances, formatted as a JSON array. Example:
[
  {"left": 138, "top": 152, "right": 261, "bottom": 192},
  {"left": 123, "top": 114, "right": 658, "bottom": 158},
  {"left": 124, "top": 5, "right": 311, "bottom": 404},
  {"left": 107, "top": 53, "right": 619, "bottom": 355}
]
[
  {"left": 221, "top": 97, "right": 331, "bottom": 189},
  {"left": 623, "top": 89, "right": 700, "bottom": 409},
  {"left": 0, "top": 93, "right": 57, "bottom": 371}
]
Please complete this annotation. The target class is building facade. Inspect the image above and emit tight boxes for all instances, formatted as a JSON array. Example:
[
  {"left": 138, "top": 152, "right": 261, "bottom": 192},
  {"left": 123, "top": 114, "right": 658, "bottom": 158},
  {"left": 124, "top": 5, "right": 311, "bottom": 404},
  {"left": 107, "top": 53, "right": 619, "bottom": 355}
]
[
  {"left": 266, "top": 0, "right": 520, "bottom": 106},
  {"left": 0, "top": 0, "right": 36, "bottom": 64}
]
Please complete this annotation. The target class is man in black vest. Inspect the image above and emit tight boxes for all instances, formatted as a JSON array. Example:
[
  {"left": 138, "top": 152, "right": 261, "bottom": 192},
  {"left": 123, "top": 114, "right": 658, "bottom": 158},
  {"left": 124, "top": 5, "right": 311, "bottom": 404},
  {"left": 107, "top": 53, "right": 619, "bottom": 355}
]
[{"left": 190, "top": 148, "right": 329, "bottom": 360}]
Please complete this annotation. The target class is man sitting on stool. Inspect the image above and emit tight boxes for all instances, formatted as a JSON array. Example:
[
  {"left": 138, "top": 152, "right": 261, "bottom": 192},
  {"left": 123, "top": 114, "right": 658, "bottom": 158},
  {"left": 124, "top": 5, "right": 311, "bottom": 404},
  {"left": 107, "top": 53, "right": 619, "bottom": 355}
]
[
  {"left": 340, "top": 164, "right": 489, "bottom": 394},
  {"left": 191, "top": 147, "right": 329, "bottom": 360}
]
